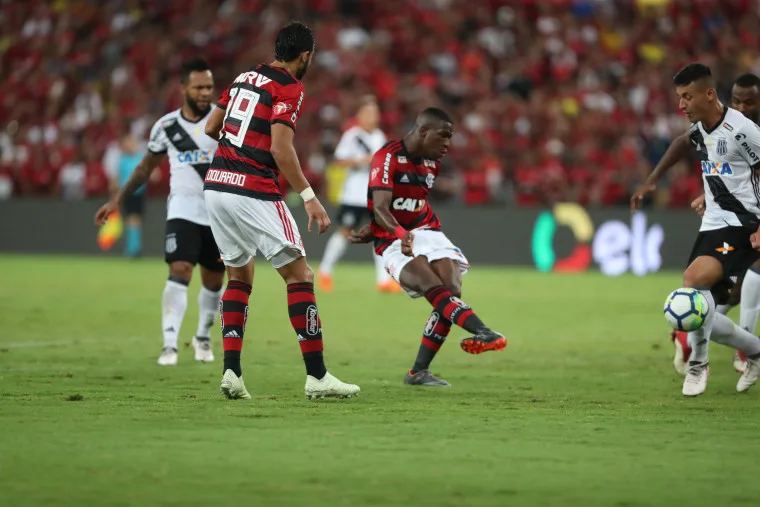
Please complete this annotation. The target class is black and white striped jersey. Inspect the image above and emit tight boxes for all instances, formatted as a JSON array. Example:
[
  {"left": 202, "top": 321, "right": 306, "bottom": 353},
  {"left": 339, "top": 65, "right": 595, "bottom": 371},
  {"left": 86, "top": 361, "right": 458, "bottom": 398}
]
[
  {"left": 147, "top": 107, "right": 218, "bottom": 226},
  {"left": 689, "top": 107, "right": 760, "bottom": 231}
]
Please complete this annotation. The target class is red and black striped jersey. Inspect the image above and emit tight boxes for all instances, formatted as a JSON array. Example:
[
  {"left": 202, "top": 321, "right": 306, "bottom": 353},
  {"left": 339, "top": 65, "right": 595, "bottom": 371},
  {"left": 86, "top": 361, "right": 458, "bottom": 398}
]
[
  {"left": 368, "top": 140, "right": 442, "bottom": 254},
  {"left": 204, "top": 63, "right": 305, "bottom": 201}
]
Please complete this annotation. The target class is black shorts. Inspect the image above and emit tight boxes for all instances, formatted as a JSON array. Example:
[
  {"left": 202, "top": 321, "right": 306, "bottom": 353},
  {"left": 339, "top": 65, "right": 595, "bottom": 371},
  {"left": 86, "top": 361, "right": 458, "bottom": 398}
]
[
  {"left": 336, "top": 205, "right": 371, "bottom": 229},
  {"left": 122, "top": 194, "right": 145, "bottom": 217},
  {"left": 688, "top": 226, "right": 760, "bottom": 278},
  {"left": 164, "top": 218, "right": 225, "bottom": 272}
]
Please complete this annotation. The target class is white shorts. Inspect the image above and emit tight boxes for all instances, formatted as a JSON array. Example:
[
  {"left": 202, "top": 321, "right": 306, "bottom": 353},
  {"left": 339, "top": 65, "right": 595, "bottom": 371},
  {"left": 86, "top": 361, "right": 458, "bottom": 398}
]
[
  {"left": 204, "top": 190, "right": 305, "bottom": 268},
  {"left": 382, "top": 228, "right": 470, "bottom": 298}
]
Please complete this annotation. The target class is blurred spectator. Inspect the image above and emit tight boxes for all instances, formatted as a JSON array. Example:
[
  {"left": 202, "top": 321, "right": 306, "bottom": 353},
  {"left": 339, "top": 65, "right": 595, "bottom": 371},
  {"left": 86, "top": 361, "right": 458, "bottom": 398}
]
[{"left": 2, "top": 0, "right": 759, "bottom": 208}]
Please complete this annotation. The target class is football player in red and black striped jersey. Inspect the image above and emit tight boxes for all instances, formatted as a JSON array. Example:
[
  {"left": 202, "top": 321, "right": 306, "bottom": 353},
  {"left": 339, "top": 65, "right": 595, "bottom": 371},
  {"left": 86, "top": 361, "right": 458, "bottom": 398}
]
[{"left": 350, "top": 108, "right": 506, "bottom": 387}]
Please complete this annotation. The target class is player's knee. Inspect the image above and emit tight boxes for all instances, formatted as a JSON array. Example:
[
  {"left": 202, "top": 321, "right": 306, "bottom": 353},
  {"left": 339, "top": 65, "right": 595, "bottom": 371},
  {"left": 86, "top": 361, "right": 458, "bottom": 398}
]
[
  {"left": 279, "top": 261, "right": 314, "bottom": 285},
  {"left": 445, "top": 280, "right": 462, "bottom": 298},
  {"left": 169, "top": 262, "right": 193, "bottom": 283}
]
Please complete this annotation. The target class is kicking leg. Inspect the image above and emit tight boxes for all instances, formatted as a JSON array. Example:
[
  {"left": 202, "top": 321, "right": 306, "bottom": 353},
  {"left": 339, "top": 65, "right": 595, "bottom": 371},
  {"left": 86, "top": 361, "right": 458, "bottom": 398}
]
[{"left": 399, "top": 256, "right": 505, "bottom": 354}]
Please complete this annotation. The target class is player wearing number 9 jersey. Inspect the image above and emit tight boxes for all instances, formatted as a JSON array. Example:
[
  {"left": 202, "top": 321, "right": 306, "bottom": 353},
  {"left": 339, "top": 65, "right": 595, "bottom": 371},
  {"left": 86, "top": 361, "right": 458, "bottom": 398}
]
[{"left": 202, "top": 21, "right": 360, "bottom": 401}]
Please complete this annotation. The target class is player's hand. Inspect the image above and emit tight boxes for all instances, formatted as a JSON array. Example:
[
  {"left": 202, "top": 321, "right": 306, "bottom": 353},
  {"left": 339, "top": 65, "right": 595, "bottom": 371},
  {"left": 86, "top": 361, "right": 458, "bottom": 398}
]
[
  {"left": 304, "top": 197, "right": 330, "bottom": 234},
  {"left": 630, "top": 183, "right": 656, "bottom": 211},
  {"left": 401, "top": 231, "right": 414, "bottom": 256},
  {"left": 691, "top": 194, "right": 706, "bottom": 217},
  {"left": 752, "top": 228, "right": 760, "bottom": 250},
  {"left": 94, "top": 199, "right": 119, "bottom": 226},
  {"left": 348, "top": 224, "right": 374, "bottom": 244}
]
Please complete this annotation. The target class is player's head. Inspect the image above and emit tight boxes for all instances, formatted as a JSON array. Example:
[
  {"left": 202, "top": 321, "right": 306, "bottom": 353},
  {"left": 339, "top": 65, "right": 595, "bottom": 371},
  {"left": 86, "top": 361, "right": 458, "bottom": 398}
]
[
  {"left": 356, "top": 95, "right": 380, "bottom": 132},
  {"left": 180, "top": 58, "right": 214, "bottom": 117},
  {"left": 673, "top": 63, "right": 718, "bottom": 123},
  {"left": 411, "top": 108, "right": 454, "bottom": 159},
  {"left": 275, "top": 21, "right": 315, "bottom": 80},
  {"left": 732, "top": 73, "right": 760, "bottom": 123}
]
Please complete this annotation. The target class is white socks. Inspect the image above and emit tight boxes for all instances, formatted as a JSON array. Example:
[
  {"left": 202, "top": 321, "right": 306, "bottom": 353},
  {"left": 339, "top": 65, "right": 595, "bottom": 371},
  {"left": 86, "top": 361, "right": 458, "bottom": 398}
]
[
  {"left": 740, "top": 269, "right": 760, "bottom": 334},
  {"left": 162, "top": 279, "right": 188, "bottom": 350},
  {"left": 319, "top": 232, "right": 348, "bottom": 275},
  {"left": 196, "top": 286, "right": 222, "bottom": 339},
  {"left": 687, "top": 289, "right": 714, "bottom": 364},
  {"left": 375, "top": 253, "right": 391, "bottom": 284}
]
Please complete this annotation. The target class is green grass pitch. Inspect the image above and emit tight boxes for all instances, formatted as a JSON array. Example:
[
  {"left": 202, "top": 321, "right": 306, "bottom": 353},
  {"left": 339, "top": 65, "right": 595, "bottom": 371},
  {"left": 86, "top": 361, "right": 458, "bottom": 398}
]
[{"left": 1, "top": 255, "right": 759, "bottom": 507}]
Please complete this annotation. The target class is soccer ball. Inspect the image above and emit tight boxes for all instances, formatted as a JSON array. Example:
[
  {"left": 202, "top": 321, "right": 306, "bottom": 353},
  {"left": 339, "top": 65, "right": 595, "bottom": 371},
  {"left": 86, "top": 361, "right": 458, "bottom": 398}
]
[{"left": 663, "top": 288, "right": 709, "bottom": 332}]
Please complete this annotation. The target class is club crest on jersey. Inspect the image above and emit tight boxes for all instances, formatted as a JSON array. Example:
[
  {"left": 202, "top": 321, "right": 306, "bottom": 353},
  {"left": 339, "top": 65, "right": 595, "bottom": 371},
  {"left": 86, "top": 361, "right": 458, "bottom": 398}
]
[
  {"left": 717, "top": 139, "right": 727, "bottom": 156},
  {"left": 701, "top": 161, "right": 733, "bottom": 175},
  {"left": 177, "top": 149, "right": 214, "bottom": 164},
  {"left": 723, "top": 122, "right": 733, "bottom": 132},
  {"left": 426, "top": 173, "right": 435, "bottom": 188},
  {"left": 393, "top": 198, "right": 425, "bottom": 212},
  {"left": 273, "top": 102, "right": 292, "bottom": 115}
]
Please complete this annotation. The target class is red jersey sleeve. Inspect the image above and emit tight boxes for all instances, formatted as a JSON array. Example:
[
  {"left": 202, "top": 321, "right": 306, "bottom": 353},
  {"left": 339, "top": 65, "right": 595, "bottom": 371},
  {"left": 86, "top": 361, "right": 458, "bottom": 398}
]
[
  {"left": 217, "top": 86, "right": 231, "bottom": 109},
  {"left": 369, "top": 148, "right": 397, "bottom": 192},
  {"left": 271, "top": 82, "right": 305, "bottom": 130}
]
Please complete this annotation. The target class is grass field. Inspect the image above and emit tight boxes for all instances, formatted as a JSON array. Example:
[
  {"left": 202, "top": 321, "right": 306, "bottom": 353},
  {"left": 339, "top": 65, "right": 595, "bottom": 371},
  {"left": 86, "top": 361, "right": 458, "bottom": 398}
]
[{"left": 1, "top": 254, "right": 759, "bottom": 507}]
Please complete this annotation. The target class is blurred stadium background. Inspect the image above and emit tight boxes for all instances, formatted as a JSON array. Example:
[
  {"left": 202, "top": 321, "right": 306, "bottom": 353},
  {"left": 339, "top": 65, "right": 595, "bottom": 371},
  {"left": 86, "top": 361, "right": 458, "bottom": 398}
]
[{"left": 3, "top": 1, "right": 760, "bottom": 507}]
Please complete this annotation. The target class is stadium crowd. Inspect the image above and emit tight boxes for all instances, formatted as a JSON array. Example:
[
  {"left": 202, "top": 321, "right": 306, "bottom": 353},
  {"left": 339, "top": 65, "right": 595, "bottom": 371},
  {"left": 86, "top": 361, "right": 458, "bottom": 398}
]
[{"left": 1, "top": 0, "right": 758, "bottom": 207}]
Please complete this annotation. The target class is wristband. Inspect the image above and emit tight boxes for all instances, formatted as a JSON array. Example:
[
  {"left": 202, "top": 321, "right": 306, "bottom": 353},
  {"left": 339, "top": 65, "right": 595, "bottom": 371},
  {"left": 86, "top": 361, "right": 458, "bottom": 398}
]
[
  {"left": 394, "top": 226, "right": 407, "bottom": 240},
  {"left": 300, "top": 187, "right": 315, "bottom": 202}
]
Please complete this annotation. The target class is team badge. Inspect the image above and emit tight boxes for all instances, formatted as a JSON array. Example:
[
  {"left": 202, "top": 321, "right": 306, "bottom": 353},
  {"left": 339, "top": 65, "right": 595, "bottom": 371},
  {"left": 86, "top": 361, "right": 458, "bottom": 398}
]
[
  {"left": 273, "top": 102, "right": 292, "bottom": 115},
  {"left": 426, "top": 173, "right": 435, "bottom": 188},
  {"left": 165, "top": 233, "right": 177, "bottom": 254},
  {"left": 717, "top": 138, "right": 727, "bottom": 156}
]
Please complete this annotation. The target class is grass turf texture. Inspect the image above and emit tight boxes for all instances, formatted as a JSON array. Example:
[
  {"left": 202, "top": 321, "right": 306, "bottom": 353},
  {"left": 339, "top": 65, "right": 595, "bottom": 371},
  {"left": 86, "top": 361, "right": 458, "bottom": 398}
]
[{"left": 1, "top": 255, "right": 758, "bottom": 507}]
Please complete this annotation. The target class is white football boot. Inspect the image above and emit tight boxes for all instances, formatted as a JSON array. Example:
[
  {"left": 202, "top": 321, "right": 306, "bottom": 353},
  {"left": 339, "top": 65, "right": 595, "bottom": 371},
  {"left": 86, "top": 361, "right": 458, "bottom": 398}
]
[
  {"left": 682, "top": 362, "right": 709, "bottom": 397},
  {"left": 220, "top": 369, "right": 252, "bottom": 400},
  {"left": 733, "top": 350, "right": 748, "bottom": 374},
  {"left": 158, "top": 347, "right": 178, "bottom": 366},
  {"left": 192, "top": 337, "right": 214, "bottom": 362},
  {"left": 304, "top": 372, "right": 360, "bottom": 399},
  {"left": 737, "top": 357, "right": 760, "bottom": 393}
]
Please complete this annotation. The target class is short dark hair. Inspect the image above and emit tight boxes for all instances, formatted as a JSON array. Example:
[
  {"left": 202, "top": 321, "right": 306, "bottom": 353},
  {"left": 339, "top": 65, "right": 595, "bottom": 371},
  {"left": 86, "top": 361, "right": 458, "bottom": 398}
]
[
  {"left": 734, "top": 73, "right": 760, "bottom": 90},
  {"left": 180, "top": 58, "right": 211, "bottom": 84},
  {"left": 274, "top": 21, "right": 315, "bottom": 62},
  {"left": 673, "top": 63, "right": 714, "bottom": 87},
  {"left": 418, "top": 107, "right": 453, "bottom": 125}
]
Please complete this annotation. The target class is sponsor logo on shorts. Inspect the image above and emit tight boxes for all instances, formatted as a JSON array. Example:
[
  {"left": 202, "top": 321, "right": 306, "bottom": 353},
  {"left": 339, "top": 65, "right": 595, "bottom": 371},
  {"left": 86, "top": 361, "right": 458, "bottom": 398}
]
[
  {"left": 306, "top": 305, "right": 319, "bottom": 336},
  {"left": 716, "top": 242, "right": 734, "bottom": 255}
]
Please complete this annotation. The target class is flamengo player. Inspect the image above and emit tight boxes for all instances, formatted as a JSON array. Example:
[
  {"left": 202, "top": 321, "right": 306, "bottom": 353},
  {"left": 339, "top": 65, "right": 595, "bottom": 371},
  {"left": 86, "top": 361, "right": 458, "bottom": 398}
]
[
  {"left": 317, "top": 96, "right": 401, "bottom": 293},
  {"left": 631, "top": 64, "right": 760, "bottom": 396},
  {"left": 661, "top": 74, "right": 760, "bottom": 375},
  {"left": 202, "top": 21, "right": 359, "bottom": 400},
  {"left": 350, "top": 108, "right": 505, "bottom": 387},
  {"left": 95, "top": 58, "right": 225, "bottom": 365}
]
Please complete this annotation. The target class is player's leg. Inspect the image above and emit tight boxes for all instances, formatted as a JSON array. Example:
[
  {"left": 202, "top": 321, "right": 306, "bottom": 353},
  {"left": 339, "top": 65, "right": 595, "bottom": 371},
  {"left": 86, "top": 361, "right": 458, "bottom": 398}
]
[
  {"left": 203, "top": 190, "right": 254, "bottom": 400},
  {"left": 266, "top": 201, "right": 359, "bottom": 399},
  {"left": 191, "top": 226, "right": 225, "bottom": 362},
  {"left": 404, "top": 258, "right": 459, "bottom": 387},
  {"left": 123, "top": 195, "right": 144, "bottom": 258},
  {"left": 728, "top": 275, "right": 748, "bottom": 372},
  {"left": 317, "top": 206, "right": 353, "bottom": 293},
  {"left": 158, "top": 219, "right": 200, "bottom": 365}
]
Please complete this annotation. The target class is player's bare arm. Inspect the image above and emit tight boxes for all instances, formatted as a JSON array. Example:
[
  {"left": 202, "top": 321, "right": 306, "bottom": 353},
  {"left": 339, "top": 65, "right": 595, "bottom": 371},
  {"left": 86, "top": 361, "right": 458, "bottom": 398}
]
[
  {"left": 94, "top": 151, "right": 164, "bottom": 225},
  {"left": 270, "top": 123, "right": 330, "bottom": 234},
  {"left": 631, "top": 132, "right": 691, "bottom": 211},
  {"left": 371, "top": 189, "right": 414, "bottom": 255},
  {"left": 204, "top": 107, "right": 225, "bottom": 140}
]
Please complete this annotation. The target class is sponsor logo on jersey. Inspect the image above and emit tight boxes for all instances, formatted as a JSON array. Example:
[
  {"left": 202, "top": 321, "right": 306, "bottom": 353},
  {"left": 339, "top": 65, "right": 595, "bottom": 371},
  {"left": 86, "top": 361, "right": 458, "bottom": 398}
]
[
  {"left": 177, "top": 149, "right": 215, "bottom": 164},
  {"left": 382, "top": 152, "right": 391, "bottom": 185},
  {"left": 397, "top": 156, "right": 407, "bottom": 164},
  {"left": 423, "top": 159, "right": 436, "bottom": 168},
  {"left": 392, "top": 198, "right": 426, "bottom": 212},
  {"left": 273, "top": 102, "right": 292, "bottom": 115},
  {"left": 205, "top": 169, "right": 246, "bottom": 187},
  {"left": 701, "top": 161, "right": 734, "bottom": 175},
  {"left": 723, "top": 122, "right": 733, "bottom": 132},
  {"left": 291, "top": 91, "right": 304, "bottom": 124},
  {"left": 735, "top": 133, "right": 759, "bottom": 162},
  {"left": 233, "top": 70, "right": 272, "bottom": 88}
]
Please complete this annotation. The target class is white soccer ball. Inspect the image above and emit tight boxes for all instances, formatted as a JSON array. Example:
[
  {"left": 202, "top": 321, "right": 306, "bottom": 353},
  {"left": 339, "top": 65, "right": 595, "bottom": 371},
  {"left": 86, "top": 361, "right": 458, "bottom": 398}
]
[{"left": 663, "top": 288, "right": 709, "bottom": 332}]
